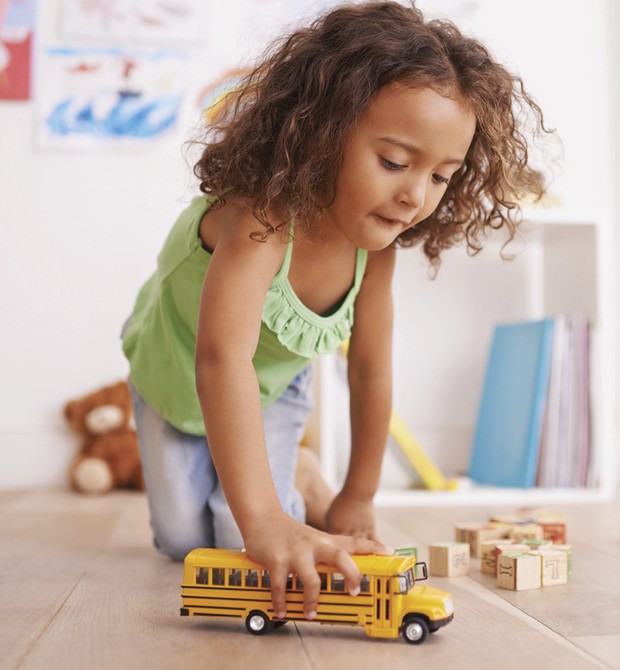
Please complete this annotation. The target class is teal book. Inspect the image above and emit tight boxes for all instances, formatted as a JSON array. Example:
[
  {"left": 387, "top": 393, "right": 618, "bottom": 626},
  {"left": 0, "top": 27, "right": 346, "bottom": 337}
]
[{"left": 468, "top": 319, "right": 555, "bottom": 488}]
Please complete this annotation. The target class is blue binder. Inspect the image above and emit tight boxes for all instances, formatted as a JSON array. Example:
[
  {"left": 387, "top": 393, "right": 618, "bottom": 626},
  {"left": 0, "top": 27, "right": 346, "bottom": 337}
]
[{"left": 468, "top": 319, "right": 555, "bottom": 488}]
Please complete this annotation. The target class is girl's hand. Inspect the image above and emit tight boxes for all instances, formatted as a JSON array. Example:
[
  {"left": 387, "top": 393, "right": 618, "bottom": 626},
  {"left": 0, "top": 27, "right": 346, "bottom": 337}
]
[
  {"left": 242, "top": 510, "right": 390, "bottom": 621},
  {"left": 324, "top": 490, "right": 381, "bottom": 542}
]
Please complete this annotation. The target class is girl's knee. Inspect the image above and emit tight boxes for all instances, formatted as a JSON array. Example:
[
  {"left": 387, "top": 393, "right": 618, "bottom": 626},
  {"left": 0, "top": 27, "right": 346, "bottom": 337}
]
[
  {"left": 151, "top": 510, "right": 214, "bottom": 561},
  {"left": 151, "top": 518, "right": 214, "bottom": 561}
]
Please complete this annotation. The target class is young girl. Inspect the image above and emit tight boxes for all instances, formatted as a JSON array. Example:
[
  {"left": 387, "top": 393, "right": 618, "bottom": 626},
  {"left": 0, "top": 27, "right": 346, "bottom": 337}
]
[{"left": 122, "top": 1, "right": 547, "bottom": 621}]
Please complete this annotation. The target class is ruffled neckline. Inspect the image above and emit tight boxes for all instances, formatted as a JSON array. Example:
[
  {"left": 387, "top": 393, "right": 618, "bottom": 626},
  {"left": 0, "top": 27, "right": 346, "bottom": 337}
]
[
  {"left": 193, "top": 194, "right": 368, "bottom": 358},
  {"left": 262, "top": 234, "right": 367, "bottom": 357}
]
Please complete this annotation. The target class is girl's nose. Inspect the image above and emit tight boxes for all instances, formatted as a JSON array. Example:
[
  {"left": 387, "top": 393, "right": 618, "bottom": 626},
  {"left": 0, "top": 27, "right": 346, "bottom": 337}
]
[{"left": 397, "top": 175, "right": 426, "bottom": 211}]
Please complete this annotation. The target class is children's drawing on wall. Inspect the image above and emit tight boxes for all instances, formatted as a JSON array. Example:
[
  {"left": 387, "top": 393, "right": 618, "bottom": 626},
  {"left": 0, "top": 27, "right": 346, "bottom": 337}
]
[
  {"left": 60, "top": 0, "right": 208, "bottom": 45},
  {"left": 0, "top": 0, "right": 36, "bottom": 100},
  {"left": 196, "top": 68, "right": 252, "bottom": 126},
  {"left": 37, "top": 47, "right": 188, "bottom": 149}
]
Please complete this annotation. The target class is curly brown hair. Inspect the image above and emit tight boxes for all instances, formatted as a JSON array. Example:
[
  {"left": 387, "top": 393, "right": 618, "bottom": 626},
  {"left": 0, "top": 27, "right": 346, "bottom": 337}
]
[{"left": 193, "top": 1, "right": 551, "bottom": 267}]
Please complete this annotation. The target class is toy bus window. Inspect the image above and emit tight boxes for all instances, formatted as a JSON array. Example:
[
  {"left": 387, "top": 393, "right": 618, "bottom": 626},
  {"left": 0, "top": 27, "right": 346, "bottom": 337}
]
[
  {"left": 331, "top": 573, "right": 345, "bottom": 592},
  {"left": 245, "top": 570, "right": 259, "bottom": 587},
  {"left": 407, "top": 569, "right": 414, "bottom": 588},
  {"left": 212, "top": 568, "right": 226, "bottom": 585},
  {"left": 261, "top": 571, "right": 270, "bottom": 588},
  {"left": 360, "top": 575, "right": 370, "bottom": 593},
  {"left": 286, "top": 574, "right": 293, "bottom": 590},
  {"left": 196, "top": 568, "right": 209, "bottom": 585},
  {"left": 229, "top": 569, "right": 243, "bottom": 587},
  {"left": 296, "top": 572, "right": 326, "bottom": 590},
  {"left": 397, "top": 569, "right": 414, "bottom": 594}
]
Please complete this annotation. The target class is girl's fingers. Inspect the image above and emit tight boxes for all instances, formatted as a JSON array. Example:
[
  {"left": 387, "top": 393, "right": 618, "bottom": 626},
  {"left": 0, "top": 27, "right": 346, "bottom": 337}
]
[
  {"left": 295, "top": 560, "right": 322, "bottom": 619},
  {"left": 316, "top": 545, "right": 361, "bottom": 596},
  {"left": 265, "top": 531, "right": 393, "bottom": 622},
  {"left": 268, "top": 564, "right": 289, "bottom": 619},
  {"left": 328, "top": 536, "right": 394, "bottom": 594},
  {"left": 336, "top": 534, "right": 393, "bottom": 556},
  {"left": 356, "top": 536, "right": 394, "bottom": 555}
]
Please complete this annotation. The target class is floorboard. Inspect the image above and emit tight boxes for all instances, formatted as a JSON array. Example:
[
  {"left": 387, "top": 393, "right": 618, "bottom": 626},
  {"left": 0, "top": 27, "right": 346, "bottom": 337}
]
[{"left": 1, "top": 489, "right": 618, "bottom": 670}]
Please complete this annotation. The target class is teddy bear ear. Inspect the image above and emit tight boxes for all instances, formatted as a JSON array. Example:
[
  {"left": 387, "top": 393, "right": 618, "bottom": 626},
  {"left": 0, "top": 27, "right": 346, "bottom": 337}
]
[{"left": 64, "top": 401, "right": 76, "bottom": 422}]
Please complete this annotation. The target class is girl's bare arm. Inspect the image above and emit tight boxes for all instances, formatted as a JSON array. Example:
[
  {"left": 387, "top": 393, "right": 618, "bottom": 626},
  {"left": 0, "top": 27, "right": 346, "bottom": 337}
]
[
  {"left": 326, "top": 246, "right": 396, "bottom": 539},
  {"left": 195, "top": 205, "right": 389, "bottom": 620}
]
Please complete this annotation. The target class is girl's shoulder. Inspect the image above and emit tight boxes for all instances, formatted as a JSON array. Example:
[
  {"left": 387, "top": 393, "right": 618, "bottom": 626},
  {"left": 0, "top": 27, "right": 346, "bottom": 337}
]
[
  {"left": 198, "top": 195, "right": 290, "bottom": 281},
  {"left": 199, "top": 196, "right": 288, "bottom": 251}
]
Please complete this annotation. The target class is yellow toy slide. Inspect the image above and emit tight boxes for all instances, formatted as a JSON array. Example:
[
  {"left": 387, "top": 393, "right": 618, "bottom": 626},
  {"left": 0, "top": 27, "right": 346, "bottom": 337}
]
[{"left": 340, "top": 342, "right": 457, "bottom": 491}]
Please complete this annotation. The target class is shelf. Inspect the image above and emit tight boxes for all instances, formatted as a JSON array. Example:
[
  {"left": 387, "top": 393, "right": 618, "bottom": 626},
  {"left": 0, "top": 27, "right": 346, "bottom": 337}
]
[
  {"left": 374, "top": 482, "right": 616, "bottom": 508},
  {"left": 315, "top": 199, "right": 616, "bottom": 505}
]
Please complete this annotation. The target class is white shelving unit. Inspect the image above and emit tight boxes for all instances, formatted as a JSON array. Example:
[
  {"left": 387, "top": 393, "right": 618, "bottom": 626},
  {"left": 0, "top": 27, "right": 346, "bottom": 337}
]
[
  {"left": 311, "top": 0, "right": 619, "bottom": 508},
  {"left": 314, "top": 208, "right": 617, "bottom": 506}
]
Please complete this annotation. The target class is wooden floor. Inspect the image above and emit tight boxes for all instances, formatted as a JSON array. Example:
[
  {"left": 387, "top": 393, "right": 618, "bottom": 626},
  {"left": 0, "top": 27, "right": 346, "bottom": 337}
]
[{"left": 2, "top": 489, "right": 619, "bottom": 670}]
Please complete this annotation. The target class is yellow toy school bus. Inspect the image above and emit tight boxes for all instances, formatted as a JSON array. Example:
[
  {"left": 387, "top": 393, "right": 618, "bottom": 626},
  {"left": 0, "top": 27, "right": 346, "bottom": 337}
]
[{"left": 181, "top": 548, "right": 454, "bottom": 644}]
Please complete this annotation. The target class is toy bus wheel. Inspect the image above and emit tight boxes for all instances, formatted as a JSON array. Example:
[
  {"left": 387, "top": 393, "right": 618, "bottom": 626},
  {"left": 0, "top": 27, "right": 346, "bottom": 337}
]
[
  {"left": 245, "top": 611, "right": 274, "bottom": 635},
  {"left": 401, "top": 616, "right": 429, "bottom": 645}
]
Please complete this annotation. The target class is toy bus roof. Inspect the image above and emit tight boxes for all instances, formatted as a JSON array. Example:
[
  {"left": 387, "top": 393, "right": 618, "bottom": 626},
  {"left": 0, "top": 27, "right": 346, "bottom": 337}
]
[{"left": 185, "top": 548, "right": 416, "bottom": 576}]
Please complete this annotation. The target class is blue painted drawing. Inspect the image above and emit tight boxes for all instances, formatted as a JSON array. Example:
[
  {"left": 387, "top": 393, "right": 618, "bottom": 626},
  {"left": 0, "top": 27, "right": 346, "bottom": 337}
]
[
  {"left": 38, "top": 47, "right": 189, "bottom": 148},
  {"left": 46, "top": 91, "right": 181, "bottom": 139}
]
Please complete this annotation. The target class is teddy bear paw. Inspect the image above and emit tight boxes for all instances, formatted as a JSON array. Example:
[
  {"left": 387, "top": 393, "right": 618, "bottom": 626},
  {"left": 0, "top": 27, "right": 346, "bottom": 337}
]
[{"left": 72, "top": 457, "right": 114, "bottom": 494}]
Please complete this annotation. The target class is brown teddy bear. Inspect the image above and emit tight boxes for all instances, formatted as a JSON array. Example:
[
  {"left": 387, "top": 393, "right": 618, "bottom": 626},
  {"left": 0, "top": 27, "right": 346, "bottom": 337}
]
[{"left": 63, "top": 380, "right": 144, "bottom": 494}]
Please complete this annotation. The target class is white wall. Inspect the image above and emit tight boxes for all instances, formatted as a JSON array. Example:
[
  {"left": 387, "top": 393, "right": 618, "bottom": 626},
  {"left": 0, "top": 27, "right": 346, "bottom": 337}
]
[
  {"left": 1, "top": 0, "right": 617, "bottom": 489},
  {"left": 386, "top": 0, "right": 618, "bottom": 486},
  {"left": 609, "top": 0, "right": 620, "bottom": 487},
  {"left": 0, "top": 0, "right": 330, "bottom": 488}
]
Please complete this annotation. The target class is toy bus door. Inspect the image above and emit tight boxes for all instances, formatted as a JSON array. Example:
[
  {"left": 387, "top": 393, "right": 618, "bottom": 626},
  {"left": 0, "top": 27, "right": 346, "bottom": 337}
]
[{"left": 374, "top": 577, "right": 392, "bottom": 630}]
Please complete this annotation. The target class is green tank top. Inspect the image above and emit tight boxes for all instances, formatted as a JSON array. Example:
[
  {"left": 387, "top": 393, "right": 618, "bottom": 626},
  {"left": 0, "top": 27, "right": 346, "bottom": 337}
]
[{"left": 122, "top": 195, "right": 368, "bottom": 435}]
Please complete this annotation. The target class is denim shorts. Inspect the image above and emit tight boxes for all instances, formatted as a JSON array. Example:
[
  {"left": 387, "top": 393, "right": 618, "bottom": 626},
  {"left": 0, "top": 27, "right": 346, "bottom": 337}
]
[{"left": 128, "top": 364, "right": 314, "bottom": 561}]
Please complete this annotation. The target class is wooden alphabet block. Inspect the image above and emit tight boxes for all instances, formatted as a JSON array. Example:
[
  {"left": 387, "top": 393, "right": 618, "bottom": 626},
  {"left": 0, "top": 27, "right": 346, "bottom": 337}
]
[
  {"left": 455, "top": 523, "right": 510, "bottom": 558},
  {"left": 480, "top": 540, "right": 517, "bottom": 575},
  {"left": 455, "top": 523, "right": 484, "bottom": 555},
  {"left": 502, "top": 509, "right": 568, "bottom": 544},
  {"left": 394, "top": 546, "right": 418, "bottom": 558},
  {"left": 528, "top": 550, "right": 569, "bottom": 586},
  {"left": 429, "top": 542, "right": 470, "bottom": 577},
  {"left": 490, "top": 512, "right": 530, "bottom": 525},
  {"left": 497, "top": 553, "right": 542, "bottom": 591},
  {"left": 509, "top": 523, "right": 544, "bottom": 543},
  {"left": 538, "top": 521, "right": 568, "bottom": 544},
  {"left": 537, "top": 544, "right": 573, "bottom": 576},
  {"left": 521, "top": 538, "right": 552, "bottom": 550},
  {"left": 495, "top": 544, "right": 530, "bottom": 576}
]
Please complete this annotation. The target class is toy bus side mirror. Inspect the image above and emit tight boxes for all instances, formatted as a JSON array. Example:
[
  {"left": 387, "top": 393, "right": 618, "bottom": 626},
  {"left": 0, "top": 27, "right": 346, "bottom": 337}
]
[{"left": 414, "top": 562, "right": 428, "bottom": 581}]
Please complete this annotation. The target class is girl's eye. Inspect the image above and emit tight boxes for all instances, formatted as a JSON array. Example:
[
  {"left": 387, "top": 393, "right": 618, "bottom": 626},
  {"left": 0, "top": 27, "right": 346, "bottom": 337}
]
[
  {"left": 433, "top": 173, "right": 450, "bottom": 185},
  {"left": 380, "top": 157, "right": 407, "bottom": 171}
]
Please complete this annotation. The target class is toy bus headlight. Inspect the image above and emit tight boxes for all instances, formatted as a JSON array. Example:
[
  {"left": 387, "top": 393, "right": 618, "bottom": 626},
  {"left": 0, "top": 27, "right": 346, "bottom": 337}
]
[{"left": 443, "top": 598, "right": 454, "bottom": 615}]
